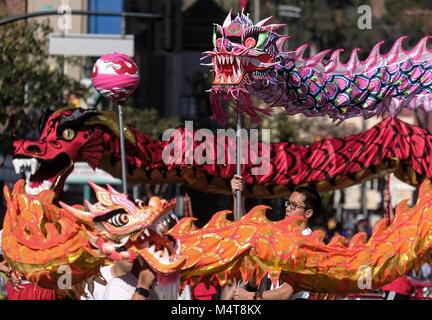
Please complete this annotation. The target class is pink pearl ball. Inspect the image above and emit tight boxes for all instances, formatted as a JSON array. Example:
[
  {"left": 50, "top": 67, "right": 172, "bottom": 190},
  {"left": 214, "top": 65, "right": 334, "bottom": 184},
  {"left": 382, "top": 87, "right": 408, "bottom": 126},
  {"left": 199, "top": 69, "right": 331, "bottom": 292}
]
[{"left": 91, "top": 53, "right": 139, "bottom": 102}]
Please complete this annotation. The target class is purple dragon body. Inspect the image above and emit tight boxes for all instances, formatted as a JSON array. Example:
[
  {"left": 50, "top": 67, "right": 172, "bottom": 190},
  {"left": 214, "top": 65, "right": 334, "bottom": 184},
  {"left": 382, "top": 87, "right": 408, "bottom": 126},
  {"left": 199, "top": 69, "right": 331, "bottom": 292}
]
[{"left": 206, "top": 10, "right": 432, "bottom": 123}]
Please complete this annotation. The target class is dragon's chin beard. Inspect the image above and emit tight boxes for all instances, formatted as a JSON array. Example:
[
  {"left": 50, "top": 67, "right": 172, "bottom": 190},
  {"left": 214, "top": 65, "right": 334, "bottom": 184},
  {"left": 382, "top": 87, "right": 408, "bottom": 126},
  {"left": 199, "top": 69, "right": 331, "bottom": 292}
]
[{"left": 152, "top": 272, "right": 181, "bottom": 300}]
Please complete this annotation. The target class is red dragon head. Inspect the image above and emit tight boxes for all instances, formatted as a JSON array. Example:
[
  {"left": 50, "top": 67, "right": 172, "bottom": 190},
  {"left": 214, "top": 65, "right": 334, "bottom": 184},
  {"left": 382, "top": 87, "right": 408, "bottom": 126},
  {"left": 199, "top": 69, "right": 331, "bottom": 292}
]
[
  {"left": 11, "top": 107, "right": 136, "bottom": 197},
  {"left": 59, "top": 181, "right": 185, "bottom": 275}
]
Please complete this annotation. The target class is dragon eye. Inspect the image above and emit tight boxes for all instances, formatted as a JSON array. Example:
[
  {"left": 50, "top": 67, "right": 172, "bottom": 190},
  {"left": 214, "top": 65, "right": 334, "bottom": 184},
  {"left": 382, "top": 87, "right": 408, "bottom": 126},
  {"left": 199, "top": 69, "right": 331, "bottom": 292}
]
[
  {"left": 243, "top": 32, "right": 269, "bottom": 49},
  {"left": 62, "top": 128, "right": 75, "bottom": 141},
  {"left": 244, "top": 37, "right": 256, "bottom": 48},
  {"left": 107, "top": 212, "right": 129, "bottom": 227},
  {"left": 256, "top": 32, "right": 269, "bottom": 48}
]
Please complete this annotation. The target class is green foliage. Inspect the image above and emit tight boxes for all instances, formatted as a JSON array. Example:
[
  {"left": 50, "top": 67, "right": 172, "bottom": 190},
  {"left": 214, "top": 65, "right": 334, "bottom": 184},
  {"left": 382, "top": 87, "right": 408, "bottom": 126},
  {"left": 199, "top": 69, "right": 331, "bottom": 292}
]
[
  {"left": 123, "top": 106, "right": 181, "bottom": 140},
  {"left": 0, "top": 20, "right": 83, "bottom": 149}
]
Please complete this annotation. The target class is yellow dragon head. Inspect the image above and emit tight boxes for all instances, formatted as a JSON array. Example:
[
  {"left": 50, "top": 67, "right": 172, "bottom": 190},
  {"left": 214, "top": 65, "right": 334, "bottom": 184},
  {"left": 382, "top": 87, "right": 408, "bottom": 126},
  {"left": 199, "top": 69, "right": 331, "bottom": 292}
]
[{"left": 59, "top": 181, "right": 185, "bottom": 275}]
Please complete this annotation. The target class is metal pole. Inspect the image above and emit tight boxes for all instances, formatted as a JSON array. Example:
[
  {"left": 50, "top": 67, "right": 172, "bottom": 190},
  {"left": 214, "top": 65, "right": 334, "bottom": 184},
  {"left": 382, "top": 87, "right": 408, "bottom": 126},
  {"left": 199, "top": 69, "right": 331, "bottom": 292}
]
[
  {"left": 254, "top": 0, "right": 260, "bottom": 22},
  {"left": 235, "top": 104, "right": 242, "bottom": 220},
  {"left": 0, "top": 10, "right": 162, "bottom": 26},
  {"left": 121, "top": 12, "right": 126, "bottom": 39},
  {"left": 117, "top": 103, "right": 128, "bottom": 194},
  {"left": 360, "top": 119, "right": 367, "bottom": 216},
  {"left": 384, "top": 175, "right": 391, "bottom": 224}
]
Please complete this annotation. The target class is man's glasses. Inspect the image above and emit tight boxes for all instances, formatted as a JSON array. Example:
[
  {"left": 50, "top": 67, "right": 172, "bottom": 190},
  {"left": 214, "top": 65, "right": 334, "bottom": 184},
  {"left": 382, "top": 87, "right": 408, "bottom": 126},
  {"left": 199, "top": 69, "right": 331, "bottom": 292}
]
[{"left": 285, "top": 200, "right": 306, "bottom": 211}]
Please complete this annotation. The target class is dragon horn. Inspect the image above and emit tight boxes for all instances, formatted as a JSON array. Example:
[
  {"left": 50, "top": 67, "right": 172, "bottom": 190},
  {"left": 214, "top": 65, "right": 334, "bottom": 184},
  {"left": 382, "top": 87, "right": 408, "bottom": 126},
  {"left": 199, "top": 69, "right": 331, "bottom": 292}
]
[
  {"left": 222, "top": 10, "right": 232, "bottom": 28},
  {"left": 87, "top": 180, "right": 113, "bottom": 206},
  {"left": 59, "top": 201, "right": 94, "bottom": 224},
  {"left": 84, "top": 200, "right": 102, "bottom": 215},
  {"left": 106, "top": 184, "right": 121, "bottom": 195},
  {"left": 88, "top": 180, "right": 106, "bottom": 193},
  {"left": 261, "top": 23, "right": 286, "bottom": 32},
  {"left": 57, "top": 108, "right": 100, "bottom": 132},
  {"left": 255, "top": 16, "right": 272, "bottom": 27}
]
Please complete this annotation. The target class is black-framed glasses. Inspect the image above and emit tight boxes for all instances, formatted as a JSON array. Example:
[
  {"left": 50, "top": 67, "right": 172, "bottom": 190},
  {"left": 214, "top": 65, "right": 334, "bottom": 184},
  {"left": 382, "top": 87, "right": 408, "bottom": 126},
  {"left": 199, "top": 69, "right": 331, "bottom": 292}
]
[{"left": 285, "top": 200, "right": 306, "bottom": 211}]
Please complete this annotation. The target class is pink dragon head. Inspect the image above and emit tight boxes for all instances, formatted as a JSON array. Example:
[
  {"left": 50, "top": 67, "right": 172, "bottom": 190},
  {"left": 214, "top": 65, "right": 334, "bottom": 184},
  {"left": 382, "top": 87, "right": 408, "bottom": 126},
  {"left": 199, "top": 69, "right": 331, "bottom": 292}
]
[
  {"left": 204, "top": 10, "right": 288, "bottom": 122},
  {"left": 206, "top": 10, "right": 286, "bottom": 91}
]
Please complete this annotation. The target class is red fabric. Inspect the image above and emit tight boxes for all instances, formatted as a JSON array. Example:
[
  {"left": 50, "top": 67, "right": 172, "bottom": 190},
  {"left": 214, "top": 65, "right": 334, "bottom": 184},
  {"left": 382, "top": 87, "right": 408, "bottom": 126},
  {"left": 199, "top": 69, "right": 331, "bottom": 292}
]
[
  {"left": 382, "top": 276, "right": 413, "bottom": 296},
  {"left": 193, "top": 282, "right": 218, "bottom": 300},
  {"left": 6, "top": 281, "right": 56, "bottom": 300},
  {"left": 17, "top": 109, "right": 432, "bottom": 197}
]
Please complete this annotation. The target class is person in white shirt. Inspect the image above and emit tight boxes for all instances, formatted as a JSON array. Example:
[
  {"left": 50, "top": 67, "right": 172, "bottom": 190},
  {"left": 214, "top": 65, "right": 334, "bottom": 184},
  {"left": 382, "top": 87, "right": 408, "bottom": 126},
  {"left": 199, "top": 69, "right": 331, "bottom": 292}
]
[
  {"left": 81, "top": 265, "right": 115, "bottom": 300},
  {"left": 228, "top": 176, "right": 321, "bottom": 300},
  {"left": 104, "top": 257, "right": 158, "bottom": 300}
]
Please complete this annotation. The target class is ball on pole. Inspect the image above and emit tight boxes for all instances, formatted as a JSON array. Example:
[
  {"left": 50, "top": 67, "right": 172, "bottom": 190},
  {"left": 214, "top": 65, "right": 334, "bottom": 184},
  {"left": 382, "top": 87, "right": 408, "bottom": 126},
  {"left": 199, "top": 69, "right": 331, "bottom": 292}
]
[{"left": 91, "top": 52, "right": 139, "bottom": 103}]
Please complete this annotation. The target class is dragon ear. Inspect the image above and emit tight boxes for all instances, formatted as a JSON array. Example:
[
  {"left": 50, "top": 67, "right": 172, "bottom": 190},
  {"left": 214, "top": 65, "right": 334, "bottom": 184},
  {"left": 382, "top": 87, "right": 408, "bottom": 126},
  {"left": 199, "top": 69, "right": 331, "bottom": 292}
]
[
  {"left": 108, "top": 187, "right": 137, "bottom": 214},
  {"left": 223, "top": 9, "right": 232, "bottom": 28},
  {"left": 87, "top": 180, "right": 114, "bottom": 207}
]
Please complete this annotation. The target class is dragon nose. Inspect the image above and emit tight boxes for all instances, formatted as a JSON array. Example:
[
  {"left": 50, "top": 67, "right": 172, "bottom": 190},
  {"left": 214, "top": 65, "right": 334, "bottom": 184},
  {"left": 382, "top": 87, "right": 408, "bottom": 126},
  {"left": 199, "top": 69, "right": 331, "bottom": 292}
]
[
  {"left": 21, "top": 140, "right": 47, "bottom": 156},
  {"left": 25, "top": 144, "right": 42, "bottom": 154}
]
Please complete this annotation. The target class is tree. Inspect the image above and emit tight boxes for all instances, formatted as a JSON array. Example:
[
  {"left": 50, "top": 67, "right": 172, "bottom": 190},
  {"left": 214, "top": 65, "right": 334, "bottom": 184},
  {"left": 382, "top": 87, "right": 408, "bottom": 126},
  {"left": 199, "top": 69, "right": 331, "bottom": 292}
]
[
  {"left": 0, "top": 19, "right": 83, "bottom": 158},
  {"left": 123, "top": 106, "right": 180, "bottom": 139}
]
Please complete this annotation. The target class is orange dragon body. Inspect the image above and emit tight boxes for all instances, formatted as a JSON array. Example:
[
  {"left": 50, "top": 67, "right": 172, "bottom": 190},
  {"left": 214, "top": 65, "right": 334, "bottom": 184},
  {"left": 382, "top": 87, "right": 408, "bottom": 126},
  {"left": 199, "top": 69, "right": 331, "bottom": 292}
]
[
  {"left": 171, "top": 180, "right": 432, "bottom": 292},
  {"left": 1, "top": 180, "right": 180, "bottom": 290},
  {"left": 4, "top": 179, "right": 431, "bottom": 294},
  {"left": 1, "top": 180, "right": 103, "bottom": 288}
]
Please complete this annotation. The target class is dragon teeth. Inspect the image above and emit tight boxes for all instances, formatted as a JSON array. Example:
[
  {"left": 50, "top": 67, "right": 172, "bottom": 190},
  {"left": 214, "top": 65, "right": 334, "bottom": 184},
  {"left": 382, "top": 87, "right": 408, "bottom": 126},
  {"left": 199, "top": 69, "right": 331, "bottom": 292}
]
[
  {"left": 13, "top": 158, "right": 41, "bottom": 177},
  {"left": 24, "top": 180, "right": 53, "bottom": 196},
  {"left": 13, "top": 158, "right": 52, "bottom": 196},
  {"left": 144, "top": 229, "right": 150, "bottom": 237},
  {"left": 12, "top": 159, "right": 21, "bottom": 174},
  {"left": 159, "top": 255, "right": 170, "bottom": 265},
  {"left": 148, "top": 244, "right": 156, "bottom": 253},
  {"left": 30, "top": 158, "right": 40, "bottom": 175},
  {"left": 233, "top": 67, "right": 239, "bottom": 82}
]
